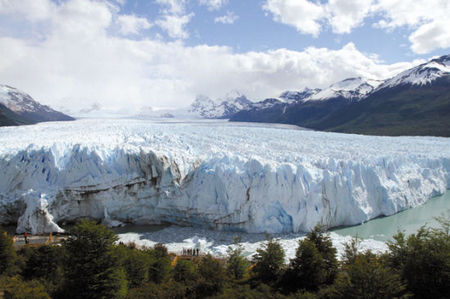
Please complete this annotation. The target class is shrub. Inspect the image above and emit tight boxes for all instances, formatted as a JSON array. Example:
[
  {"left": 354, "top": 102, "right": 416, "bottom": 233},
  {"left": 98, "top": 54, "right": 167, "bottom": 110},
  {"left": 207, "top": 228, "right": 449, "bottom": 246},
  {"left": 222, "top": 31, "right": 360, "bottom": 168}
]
[
  {"left": 387, "top": 218, "right": 450, "bottom": 298},
  {"left": 0, "top": 231, "right": 18, "bottom": 276},
  {"left": 252, "top": 237, "right": 285, "bottom": 283}
]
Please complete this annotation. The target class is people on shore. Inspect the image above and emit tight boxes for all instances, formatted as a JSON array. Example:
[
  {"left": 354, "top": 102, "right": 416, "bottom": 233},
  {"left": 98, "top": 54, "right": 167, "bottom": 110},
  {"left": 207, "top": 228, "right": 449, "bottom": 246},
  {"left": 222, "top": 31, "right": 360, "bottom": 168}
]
[{"left": 182, "top": 247, "right": 200, "bottom": 256}]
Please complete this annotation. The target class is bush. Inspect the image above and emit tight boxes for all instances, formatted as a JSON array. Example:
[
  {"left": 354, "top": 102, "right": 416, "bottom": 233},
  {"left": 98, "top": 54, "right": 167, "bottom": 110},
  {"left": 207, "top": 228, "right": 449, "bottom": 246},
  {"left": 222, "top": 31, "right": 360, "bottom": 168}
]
[
  {"left": 1, "top": 276, "right": 50, "bottom": 299},
  {"left": 332, "top": 250, "right": 407, "bottom": 299},
  {"left": 226, "top": 238, "right": 250, "bottom": 280},
  {"left": 305, "top": 225, "right": 338, "bottom": 285},
  {"left": 283, "top": 239, "right": 325, "bottom": 292},
  {"left": 252, "top": 237, "right": 285, "bottom": 283},
  {"left": 387, "top": 218, "right": 450, "bottom": 298},
  {"left": 173, "top": 259, "right": 197, "bottom": 283},
  {"left": 115, "top": 244, "right": 150, "bottom": 288},
  {"left": 0, "top": 231, "right": 18, "bottom": 276},
  {"left": 196, "top": 254, "right": 226, "bottom": 297}
]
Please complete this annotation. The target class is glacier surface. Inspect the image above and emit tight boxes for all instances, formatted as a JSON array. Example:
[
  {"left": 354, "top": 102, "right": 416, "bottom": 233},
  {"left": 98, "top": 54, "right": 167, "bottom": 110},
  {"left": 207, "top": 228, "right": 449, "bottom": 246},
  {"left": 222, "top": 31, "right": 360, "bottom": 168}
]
[{"left": 0, "top": 119, "right": 449, "bottom": 234}]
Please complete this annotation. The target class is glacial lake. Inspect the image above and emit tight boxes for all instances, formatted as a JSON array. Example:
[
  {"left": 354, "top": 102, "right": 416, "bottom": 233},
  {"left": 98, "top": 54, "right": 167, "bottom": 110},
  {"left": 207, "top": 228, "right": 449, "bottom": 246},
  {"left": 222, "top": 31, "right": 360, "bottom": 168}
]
[
  {"left": 332, "top": 190, "right": 450, "bottom": 241},
  {"left": 113, "top": 191, "right": 450, "bottom": 259}
]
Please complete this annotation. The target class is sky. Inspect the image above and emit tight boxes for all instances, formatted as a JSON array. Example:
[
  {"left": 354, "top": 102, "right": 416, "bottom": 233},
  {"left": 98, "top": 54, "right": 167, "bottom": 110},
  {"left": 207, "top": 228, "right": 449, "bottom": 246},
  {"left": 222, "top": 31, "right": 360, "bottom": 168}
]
[{"left": 0, "top": 0, "right": 449, "bottom": 116}]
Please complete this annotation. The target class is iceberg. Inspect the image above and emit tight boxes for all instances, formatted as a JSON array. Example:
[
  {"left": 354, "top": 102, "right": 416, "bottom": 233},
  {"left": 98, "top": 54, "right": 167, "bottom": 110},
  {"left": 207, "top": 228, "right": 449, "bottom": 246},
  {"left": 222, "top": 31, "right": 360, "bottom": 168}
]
[{"left": 0, "top": 119, "right": 449, "bottom": 234}]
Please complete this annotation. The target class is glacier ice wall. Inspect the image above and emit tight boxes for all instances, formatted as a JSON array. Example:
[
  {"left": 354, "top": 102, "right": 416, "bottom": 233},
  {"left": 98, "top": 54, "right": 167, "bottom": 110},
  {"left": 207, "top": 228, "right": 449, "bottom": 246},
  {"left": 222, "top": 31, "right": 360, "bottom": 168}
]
[{"left": 0, "top": 119, "right": 449, "bottom": 234}]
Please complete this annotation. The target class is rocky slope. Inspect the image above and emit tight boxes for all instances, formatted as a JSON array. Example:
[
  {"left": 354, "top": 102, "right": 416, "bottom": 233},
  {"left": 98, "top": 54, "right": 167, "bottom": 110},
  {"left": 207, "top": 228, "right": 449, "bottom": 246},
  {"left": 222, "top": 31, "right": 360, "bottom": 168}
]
[{"left": 0, "top": 84, "right": 74, "bottom": 126}]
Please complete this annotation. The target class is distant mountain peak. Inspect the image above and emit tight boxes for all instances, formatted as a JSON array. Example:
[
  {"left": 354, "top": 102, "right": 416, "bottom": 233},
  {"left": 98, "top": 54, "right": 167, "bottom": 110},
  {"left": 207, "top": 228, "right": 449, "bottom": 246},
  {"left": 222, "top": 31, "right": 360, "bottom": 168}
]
[
  {"left": 0, "top": 84, "right": 74, "bottom": 126},
  {"left": 378, "top": 54, "right": 450, "bottom": 90},
  {"left": 279, "top": 88, "right": 321, "bottom": 102},
  {"left": 306, "top": 77, "right": 380, "bottom": 102},
  {"left": 0, "top": 84, "right": 54, "bottom": 114},
  {"left": 190, "top": 92, "right": 252, "bottom": 119}
]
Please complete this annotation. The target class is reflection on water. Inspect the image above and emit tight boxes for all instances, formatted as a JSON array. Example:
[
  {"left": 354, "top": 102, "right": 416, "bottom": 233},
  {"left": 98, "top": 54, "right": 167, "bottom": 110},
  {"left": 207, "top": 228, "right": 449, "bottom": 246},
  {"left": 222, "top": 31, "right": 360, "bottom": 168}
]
[{"left": 332, "top": 191, "right": 450, "bottom": 241}]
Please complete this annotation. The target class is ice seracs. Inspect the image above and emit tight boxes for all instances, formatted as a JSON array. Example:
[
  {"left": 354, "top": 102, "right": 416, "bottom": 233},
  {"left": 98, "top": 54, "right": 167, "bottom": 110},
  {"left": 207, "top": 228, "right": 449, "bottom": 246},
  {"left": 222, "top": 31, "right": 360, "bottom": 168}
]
[{"left": 0, "top": 119, "right": 449, "bottom": 234}]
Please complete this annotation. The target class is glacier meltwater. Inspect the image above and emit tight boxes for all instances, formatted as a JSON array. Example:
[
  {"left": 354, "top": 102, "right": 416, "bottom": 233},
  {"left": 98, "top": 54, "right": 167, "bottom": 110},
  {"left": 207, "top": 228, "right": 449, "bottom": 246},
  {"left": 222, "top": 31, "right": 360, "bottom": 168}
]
[{"left": 0, "top": 119, "right": 449, "bottom": 234}]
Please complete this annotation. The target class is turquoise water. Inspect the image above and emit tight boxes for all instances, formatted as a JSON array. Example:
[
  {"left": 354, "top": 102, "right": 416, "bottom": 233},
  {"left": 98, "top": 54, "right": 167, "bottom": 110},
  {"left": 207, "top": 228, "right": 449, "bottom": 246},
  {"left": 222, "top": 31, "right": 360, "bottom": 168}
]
[{"left": 332, "top": 191, "right": 450, "bottom": 241}]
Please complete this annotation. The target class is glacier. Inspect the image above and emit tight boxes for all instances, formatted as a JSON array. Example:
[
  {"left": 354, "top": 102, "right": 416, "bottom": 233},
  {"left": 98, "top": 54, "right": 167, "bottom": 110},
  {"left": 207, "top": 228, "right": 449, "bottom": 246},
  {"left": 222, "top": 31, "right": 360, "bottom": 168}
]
[{"left": 0, "top": 119, "right": 449, "bottom": 234}]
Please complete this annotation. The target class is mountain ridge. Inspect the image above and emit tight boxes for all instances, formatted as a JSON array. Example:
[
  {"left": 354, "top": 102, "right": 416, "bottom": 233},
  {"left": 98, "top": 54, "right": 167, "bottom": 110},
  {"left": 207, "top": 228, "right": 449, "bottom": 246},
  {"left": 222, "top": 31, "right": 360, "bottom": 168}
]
[
  {"left": 230, "top": 54, "right": 450, "bottom": 137},
  {"left": 0, "top": 84, "right": 74, "bottom": 126}
]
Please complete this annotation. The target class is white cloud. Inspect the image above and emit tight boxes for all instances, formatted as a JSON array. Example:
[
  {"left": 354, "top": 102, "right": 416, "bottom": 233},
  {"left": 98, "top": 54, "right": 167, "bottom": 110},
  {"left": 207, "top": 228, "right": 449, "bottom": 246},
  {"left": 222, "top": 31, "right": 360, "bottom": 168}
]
[
  {"left": 373, "top": 0, "right": 450, "bottom": 54},
  {"left": 199, "top": 0, "right": 228, "bottom": 11},
  {"left": 155, "top": 0, "right": 188, "bottom": 15},
  {"left": 327, "top": 0, "right": 374, "bottom": 34},
  {"left": 0, "top": 0, "right": 423, "bottom": 117},
  {"left": 155, "top": 0, "right": 193, "bottom": 39},
  {"left": 263, "top": 0, "right": 326, "bottom": 37},
  {"left": 409, "top": 20, "right": 450, "bottom": 54},
  {"left": 0, "top": 0, "right": 55, "bottom": 21},
  {"left": 117, "top": 14, "right": 152, "bottom": 35},
  {"left": 156, "top": 13, "right": 193, "bottom": 39},
  {"left": 262, "top": 0, "right": 375, "bottom": 36},
  {"left": 263, "top": 0, "right": 450, "bottom": 54},
  {"left": 214, "top": 11, "right": 238, "bottom": 24}
]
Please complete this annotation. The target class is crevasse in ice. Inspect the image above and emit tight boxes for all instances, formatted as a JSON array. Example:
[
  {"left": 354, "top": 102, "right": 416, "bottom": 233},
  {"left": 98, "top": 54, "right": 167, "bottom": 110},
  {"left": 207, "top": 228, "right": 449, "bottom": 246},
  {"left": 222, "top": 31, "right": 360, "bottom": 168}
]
[{"left": 0, "top": 119, "right": 449, "bottom": 234}]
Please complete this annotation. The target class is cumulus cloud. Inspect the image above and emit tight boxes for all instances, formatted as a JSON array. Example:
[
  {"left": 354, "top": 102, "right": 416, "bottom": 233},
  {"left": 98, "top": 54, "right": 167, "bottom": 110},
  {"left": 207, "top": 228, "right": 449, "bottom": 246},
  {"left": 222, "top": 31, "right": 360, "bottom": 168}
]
[
  {"left": 373, "top": 0, "right": 450, "bottom": 54},
  {"left": 156, "top": 13, "right": 193, "bottom": 39},
  {"left": 409, "top": 20, "right": 450, "bottom": 54},
  {"left": 199, "top": 0, "right": 228, "bottom": 11},
  {"left": 327, "top": 0, "right": 374, "bottom": 34},
  {"left": 0, "top": 0, "right": 422, "bottom": 117},
  {"left": 263, "top": 0, "right": 450, "bottom": 54},
  {"left": 117, "top": 14, "right": 152, "bottom": 35},
  {"left": 263, "top": 0, "right": 326, "bottom": 37},
  {"left": 155, "top": 0, "right": 193, "bottom": 39},
  {"left": 214, "top": 11, "right": 238, "bottom": 24}
]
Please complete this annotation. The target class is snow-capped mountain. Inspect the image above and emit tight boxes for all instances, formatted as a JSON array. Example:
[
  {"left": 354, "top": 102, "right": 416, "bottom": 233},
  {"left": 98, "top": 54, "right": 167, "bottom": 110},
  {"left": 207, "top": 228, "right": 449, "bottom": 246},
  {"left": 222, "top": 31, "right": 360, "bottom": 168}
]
[
  {"left": 0, "top": 84, "right": 74, "bottom": 126},
  {"left": 230, "top": 78, "right": 381, "bottom": 126},
  {"left": 377, "top": 54, "right": 450, "bottom": 90},
  {"left": 189, "top": 92, "right": 253, "bottom": 119},
  {"left": 232, "top": 54, "right": 450, "bottom": 137},
  {"left": 279, "top": 88, "right": 321, "bottom": 102},
  {"left": 306, "top": 77, "right": 382, "bottom": 102}
]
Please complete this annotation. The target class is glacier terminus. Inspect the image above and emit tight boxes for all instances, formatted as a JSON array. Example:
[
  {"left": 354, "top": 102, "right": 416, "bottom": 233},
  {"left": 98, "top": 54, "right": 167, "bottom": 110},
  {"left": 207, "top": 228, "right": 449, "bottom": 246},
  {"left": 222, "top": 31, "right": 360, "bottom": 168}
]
[{"left": 0, "top": 119, "right": 449, "bottom": 234}]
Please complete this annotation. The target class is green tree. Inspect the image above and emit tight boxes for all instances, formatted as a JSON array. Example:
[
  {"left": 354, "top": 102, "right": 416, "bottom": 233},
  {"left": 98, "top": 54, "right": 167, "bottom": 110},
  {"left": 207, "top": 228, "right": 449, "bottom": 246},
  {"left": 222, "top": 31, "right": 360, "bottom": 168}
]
[
  {"left": 387, "top": 218, "right": 450, "bottom": 298},
  {"left": 252, "top": 237, "right": 285, "bottom": 283},
  {"left": 0, "top": 231, "right": 18, "bottom": 276},
  {"left": 196, "top": 254, "right": 226, "bottom": 297},
  {"left": 148, "top": 257, "right": 171, "bottom": 284},
  {"left": 115, "top": 244, "right": 150, "bottom": 288},
  {"left": 306, "top": 225, "right": 338, "bottom": 284},
  {"left": 173, "top": 259, "right": 197, "bottom": 283},
  {"left": 22, "top": 245, "right": 65, "bottom": 295},
  {"left": 62, "top": 220, "right": 127, "bottom": 299},
  {"left": 1, "top": 276, "right": 50, "bottom": 299},
  {"left": 283, "top": 239, "right": 325, "bottom": 292},
  {"left": 333, "top": 250, "right": 407, "bottom": 299},
  {"left": 226, "top": 237, "right": 250, "bottom": 280}
]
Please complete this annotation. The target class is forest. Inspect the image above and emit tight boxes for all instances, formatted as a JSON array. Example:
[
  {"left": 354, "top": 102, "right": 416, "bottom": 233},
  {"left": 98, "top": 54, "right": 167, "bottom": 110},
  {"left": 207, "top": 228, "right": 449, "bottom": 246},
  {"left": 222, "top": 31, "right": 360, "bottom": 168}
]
[{"left": 0, "top": 219, "right": 449, "bottom": 299}]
